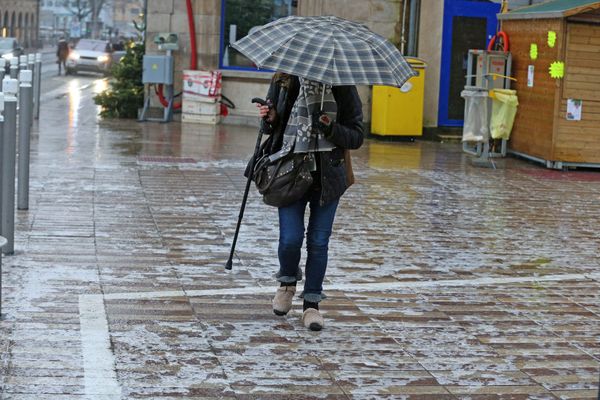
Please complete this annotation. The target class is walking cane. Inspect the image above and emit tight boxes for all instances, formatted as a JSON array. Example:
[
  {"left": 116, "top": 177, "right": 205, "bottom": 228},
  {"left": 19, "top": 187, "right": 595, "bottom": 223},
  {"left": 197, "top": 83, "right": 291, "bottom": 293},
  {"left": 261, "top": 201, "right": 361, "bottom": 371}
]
[{"left": 226, "top": 97, "right": 270, "bottom": 270}]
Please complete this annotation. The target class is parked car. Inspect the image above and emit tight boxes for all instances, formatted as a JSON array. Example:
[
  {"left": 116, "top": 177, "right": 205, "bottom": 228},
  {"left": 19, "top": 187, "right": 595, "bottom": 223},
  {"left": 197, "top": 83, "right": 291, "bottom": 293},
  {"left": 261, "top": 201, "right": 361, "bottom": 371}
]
[
  {"left": 0, "top": 37, "right": 24, "bottom": 71},
  {"left": 66, "top": 39, "right": 113, "bottom": 75}
]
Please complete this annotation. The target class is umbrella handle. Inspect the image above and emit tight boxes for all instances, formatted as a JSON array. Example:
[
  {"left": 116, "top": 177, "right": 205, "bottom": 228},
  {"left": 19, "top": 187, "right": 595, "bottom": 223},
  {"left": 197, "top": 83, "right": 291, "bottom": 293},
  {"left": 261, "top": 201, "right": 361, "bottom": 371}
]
[{"left": 320, "top": 83, "right": 325, "bottom": 110}]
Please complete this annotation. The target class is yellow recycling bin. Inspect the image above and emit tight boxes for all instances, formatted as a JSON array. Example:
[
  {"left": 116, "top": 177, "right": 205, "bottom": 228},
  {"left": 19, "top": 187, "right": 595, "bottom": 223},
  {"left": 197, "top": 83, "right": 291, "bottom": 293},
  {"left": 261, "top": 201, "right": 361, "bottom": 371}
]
[{"left": 371, "top": 57, "right": 427, "bottom": 137}]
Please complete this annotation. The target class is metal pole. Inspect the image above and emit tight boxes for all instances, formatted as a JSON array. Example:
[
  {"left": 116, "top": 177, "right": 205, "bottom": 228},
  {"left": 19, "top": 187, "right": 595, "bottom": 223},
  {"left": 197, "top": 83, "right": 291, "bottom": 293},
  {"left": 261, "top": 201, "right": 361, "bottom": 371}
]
[
  {"left": 9, "top": 58, "right": 18, "bottom": 79},
  {"left": 0, "top": 107, "right": 3, "bottom": 312},
  {"left": 27, "top": 54, "right": 35, "bottom": 71},
  {"left": 0, "top": 236, "right": 6, "bottom": 317},
  {"left": 19, "top": 55, "right": 28, "bottom": 72},
  {"left": 400, "top": 0, "right": 408, "bottom": 54},
  {"left": 27, "top": 54, "right": 35, "bottom": 128},
  {"left": 1, "top": 78, "right": 18, "bottom": 255},
  {"left": 34, "top": 53, "right": 42, "bottom": 120},
  {"left": 0, "top": 59, "right": 5, "bottom": 91},
  {"left": 18, "top": 70, "right": 33, "bottom": 211},
  {"left": 408, "top": 0, "right": 421, "bottom": 56},
  {"left": 0, "top": 93, "right": 4, "bottom": 240}
]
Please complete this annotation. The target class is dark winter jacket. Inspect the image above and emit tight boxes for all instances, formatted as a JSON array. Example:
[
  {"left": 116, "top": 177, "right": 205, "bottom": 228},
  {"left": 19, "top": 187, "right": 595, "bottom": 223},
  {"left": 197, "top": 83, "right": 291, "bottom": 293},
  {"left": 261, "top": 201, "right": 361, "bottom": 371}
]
[
  {"left": 57, "top": 40, "right": 69, "bottom": 61},
  {"left": 265, "top": 73, "right": 364, "bottom": 206}
]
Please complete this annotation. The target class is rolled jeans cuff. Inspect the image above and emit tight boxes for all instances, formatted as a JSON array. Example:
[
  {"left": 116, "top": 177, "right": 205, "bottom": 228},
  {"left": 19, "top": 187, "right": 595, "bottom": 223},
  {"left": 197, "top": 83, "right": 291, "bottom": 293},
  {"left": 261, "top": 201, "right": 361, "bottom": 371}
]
[
  {"left": 275, "top": 267, "right": 303, "bottom": 282},
  {"left": 277, "top": 275, "right": 298, "bottom": 284},
  {"left": 302, "top": 292, "right": 323, "bottom": 303}
]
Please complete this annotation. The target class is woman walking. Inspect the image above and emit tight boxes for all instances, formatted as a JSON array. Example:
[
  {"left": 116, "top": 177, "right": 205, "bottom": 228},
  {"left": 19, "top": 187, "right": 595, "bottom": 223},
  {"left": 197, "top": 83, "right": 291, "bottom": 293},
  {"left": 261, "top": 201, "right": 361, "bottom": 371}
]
[
  {"left": 56, "top": 37, "right": 70, "bottom": 76},
  {"left": 256, "top": 73, "right": 364, "bottom": 331}
]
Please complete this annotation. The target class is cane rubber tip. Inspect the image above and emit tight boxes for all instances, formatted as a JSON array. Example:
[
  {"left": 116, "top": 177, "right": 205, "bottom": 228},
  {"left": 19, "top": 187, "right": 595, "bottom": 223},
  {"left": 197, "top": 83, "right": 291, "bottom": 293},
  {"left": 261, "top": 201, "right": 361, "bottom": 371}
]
[{"left": 225, "top": 260, "right": 233, "bottom": 270}]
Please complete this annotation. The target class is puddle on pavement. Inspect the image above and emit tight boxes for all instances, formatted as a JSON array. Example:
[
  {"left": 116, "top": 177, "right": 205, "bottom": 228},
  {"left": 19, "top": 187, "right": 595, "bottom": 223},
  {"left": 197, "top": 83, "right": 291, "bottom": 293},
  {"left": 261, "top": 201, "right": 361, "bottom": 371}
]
[{"left": 508, "top": 258, "right": 552, "bottom": 271}]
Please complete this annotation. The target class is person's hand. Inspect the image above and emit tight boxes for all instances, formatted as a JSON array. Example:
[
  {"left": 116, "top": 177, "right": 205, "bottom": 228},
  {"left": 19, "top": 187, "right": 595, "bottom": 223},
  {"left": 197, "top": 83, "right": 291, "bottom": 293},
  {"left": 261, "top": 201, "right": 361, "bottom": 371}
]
[
  {"left": 257, "top": 102, "right": 276, "bottom": 123},
  {"left": 312, "top": 110, "right": 334, "bottom": 138},
  {"left": 257, "top": 104, "right": 270, "bottom": 119}
]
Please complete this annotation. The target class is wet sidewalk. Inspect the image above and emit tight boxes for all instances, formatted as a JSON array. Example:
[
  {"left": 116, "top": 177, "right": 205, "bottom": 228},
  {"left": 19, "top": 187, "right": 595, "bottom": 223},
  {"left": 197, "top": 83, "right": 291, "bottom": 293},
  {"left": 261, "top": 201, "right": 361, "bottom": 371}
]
[{"left": 1, "top": 75, "right": 600, "bottom": 399}]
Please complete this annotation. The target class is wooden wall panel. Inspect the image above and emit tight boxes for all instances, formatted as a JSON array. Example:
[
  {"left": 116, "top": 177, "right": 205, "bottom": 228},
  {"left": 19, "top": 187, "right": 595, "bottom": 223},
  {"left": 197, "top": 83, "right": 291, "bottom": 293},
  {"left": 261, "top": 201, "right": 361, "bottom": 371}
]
[
  {"left": 502, "top": 19, "right": 562, "bottom": 160},
  {"left": 555, "top": 22, "right": 600, "bottom": 163}
]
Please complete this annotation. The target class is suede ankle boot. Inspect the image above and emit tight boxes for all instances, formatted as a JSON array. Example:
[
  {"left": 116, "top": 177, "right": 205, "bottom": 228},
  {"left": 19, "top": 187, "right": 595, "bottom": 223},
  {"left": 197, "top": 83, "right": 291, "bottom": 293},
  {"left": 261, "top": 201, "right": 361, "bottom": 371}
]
[{"left": 272, "top": 285, "right": 296, "bottom": 316}]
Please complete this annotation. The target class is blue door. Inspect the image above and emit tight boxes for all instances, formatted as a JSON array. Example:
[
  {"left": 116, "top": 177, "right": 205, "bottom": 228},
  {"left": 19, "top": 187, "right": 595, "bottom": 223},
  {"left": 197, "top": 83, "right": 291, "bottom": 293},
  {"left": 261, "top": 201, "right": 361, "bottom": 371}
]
[{"left": 438, "top": 0, "right": 500, "bottom": 127}]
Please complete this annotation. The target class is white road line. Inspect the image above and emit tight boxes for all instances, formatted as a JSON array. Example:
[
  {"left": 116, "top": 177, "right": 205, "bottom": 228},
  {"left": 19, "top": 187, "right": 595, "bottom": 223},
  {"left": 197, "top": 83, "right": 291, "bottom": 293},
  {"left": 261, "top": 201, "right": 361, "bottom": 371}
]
[
  {"left": 78, "top": 270, "right": 600, "bottom": 395},
  {"left": 331, "top": 271, "right": 600, "bottom": 292},
  {"left": 99, "top": 271, "right": 600, "bottom": 301},
  {"left": 79, "top": 294, "right": 121, "bottom": 399}
]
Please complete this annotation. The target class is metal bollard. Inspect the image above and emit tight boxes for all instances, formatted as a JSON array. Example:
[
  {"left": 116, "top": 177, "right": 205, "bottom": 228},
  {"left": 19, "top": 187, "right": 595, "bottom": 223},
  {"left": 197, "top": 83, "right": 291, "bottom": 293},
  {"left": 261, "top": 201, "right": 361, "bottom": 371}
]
[
  {"left": 0, "top": 93, "right": 4, "bottom": 236},
  {"left": 27, "top": 55, "right": 35, "bottom": 128},
  {"left": 18, "top": 70, "right": 33, "bottom": 211},
  {"left": 0, "top": 60, "right": 5, "bottom": 91},
  {"left": 0, "top": 100, "right": 4, "bottom": 315},
  {"left": 0, "top": 235, "right": 6, "bottom": 316},
  {"left": 27, "top": 54, "right": 35, "bottom": 72},
  {"left": 9, "top": 57, "right": 18, "bottom": 79},
  {"left": 1, "top": 78, "right": 18, "bottom": 255},
  {"left": 34, "top": 53, "right": 42, "bottom": 120},
  {"left": 19, "top": 55, "right": 27, "bottom": 73}
]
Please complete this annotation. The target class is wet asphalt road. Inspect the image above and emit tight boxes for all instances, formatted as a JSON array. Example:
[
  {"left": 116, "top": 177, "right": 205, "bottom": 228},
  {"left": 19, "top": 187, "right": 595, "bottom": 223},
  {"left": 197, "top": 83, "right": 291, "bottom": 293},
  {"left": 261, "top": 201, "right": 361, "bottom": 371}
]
[{"left": 0, "top": 62, "right": 599, "bottom": 399}]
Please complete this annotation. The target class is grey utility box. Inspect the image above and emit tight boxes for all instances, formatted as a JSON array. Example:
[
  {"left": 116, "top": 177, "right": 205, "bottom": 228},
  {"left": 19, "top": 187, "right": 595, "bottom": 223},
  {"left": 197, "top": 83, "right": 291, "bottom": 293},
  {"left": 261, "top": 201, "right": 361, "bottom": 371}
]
[{"left": 142, "top": 55, "right": 174, "bottom": 85}]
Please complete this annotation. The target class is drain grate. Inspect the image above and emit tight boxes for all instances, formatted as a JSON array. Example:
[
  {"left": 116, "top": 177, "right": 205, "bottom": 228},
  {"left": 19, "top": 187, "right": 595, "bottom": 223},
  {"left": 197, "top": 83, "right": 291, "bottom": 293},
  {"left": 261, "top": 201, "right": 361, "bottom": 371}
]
[{"left": 138, "top": 156, "right": 197, "bottom": 163}]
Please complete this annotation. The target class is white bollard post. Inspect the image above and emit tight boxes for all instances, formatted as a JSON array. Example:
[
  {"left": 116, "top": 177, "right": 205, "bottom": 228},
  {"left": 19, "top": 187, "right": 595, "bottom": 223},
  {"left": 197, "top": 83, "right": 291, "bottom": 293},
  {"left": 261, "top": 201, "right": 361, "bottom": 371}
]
[
  {"left": 9, "top": 57, "right": 18, "bottom": 79},
  {"left": 0, "top": 93, "right": 4, "bottom": 238},
  {"left": 19, "top": 55, "right": 27, "bottom": 73},
  {"left": 27, "top": 54, "right": 35, "bottom": 71},
  {"left": 17, "top": 70, "right": 33, "bottom": 210},
  {"left": 0, "top": 235, "right": 6, "bottom": 315},
  {"left": 34, "top": 53, "right": 42, "bottom": 120},
  {"left": 0, "top": 60, "right": 5, "bottom": 91},
  {"left": 0, "top": 78, "right": 18, "bottom": 255}
]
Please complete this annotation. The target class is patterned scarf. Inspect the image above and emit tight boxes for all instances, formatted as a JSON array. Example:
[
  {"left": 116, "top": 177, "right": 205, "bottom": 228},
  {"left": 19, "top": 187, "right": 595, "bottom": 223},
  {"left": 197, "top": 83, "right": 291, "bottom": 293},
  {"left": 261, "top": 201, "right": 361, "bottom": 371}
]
[{"left": 270, "top": 78, "right": 337, "bottom": 161}]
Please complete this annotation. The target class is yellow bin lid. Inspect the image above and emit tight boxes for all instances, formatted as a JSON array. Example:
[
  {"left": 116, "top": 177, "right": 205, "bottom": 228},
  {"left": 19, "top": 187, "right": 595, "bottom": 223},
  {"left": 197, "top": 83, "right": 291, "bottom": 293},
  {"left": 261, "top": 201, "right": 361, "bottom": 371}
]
[{"left": 406, "top": 57, "right": 427, "bottom": 69}]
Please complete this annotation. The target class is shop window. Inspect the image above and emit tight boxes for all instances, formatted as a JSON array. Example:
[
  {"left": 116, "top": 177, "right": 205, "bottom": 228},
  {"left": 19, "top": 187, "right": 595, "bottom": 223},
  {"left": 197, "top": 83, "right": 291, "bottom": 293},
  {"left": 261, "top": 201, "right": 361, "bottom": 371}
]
[{"left": 220, "top": 0, "right": 297, "bottom": 70}]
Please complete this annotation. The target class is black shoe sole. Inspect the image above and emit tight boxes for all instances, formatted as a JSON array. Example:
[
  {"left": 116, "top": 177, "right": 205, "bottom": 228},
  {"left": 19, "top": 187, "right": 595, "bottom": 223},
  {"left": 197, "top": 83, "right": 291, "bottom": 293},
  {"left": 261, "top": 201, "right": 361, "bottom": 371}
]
[
  {"left": 273, "top": 309, "right": 288, "bottom": 316},
  {"left": 309, "top": 323, "right": 323, "bottom": 331}
]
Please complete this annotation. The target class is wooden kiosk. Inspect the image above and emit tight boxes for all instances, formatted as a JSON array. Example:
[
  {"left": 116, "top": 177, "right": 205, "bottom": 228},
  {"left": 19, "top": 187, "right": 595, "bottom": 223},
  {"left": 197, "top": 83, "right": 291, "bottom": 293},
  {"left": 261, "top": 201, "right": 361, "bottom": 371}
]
[{"left": 499, "top": 0, "right": 600, "bottom": 169}]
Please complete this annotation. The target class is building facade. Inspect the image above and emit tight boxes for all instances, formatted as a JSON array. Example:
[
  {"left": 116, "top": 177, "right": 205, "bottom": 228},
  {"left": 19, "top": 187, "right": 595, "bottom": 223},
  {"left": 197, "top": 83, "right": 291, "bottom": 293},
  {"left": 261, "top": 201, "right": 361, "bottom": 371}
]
[
  {"left": 144, "top": 0, "right": 547, "bottom": 129},
  {"left": 419, "top": 0, "right": 547, "bottom": 129},
  {"left": 39, "top": 0, "right": 114, "bottom": 44},
  {"left": 0, "top": 0, "right": 40, "bottom": 48},
  {"left": 113, "top": 0, "right": 143, "bottom": 38},
  {"left": 145, "top": 0, "right": 406, "bottom": 125}
]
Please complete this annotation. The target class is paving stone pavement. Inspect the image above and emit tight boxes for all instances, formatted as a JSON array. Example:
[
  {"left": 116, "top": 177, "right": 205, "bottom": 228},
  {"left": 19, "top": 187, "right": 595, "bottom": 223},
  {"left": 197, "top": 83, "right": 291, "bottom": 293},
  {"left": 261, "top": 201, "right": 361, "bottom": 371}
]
[{"left": 1, "top": 75, "right": 600, "bottom": 399}]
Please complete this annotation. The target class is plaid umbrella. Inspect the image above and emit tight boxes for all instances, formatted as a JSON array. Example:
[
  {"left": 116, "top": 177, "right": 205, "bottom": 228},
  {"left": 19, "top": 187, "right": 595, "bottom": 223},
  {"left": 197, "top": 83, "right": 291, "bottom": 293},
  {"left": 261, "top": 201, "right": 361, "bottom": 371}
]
[{"left": 231, "top": 15, "right": 417, "bottom": 87}]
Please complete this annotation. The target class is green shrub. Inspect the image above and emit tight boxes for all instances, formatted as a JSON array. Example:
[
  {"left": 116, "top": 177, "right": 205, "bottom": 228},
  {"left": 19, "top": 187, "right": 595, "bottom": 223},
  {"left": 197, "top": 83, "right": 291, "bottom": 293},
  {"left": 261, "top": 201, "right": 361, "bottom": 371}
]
[{"left": 94, "top": 42, "right": 145, "bottom": 118}]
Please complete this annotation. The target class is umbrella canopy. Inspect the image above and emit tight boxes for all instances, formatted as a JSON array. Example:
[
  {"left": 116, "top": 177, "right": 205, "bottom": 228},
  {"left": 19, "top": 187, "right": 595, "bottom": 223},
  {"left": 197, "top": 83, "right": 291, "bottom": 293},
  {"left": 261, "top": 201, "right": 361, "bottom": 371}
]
[{"left": 231, "top": 15, "right": 417, "bottom": 87}]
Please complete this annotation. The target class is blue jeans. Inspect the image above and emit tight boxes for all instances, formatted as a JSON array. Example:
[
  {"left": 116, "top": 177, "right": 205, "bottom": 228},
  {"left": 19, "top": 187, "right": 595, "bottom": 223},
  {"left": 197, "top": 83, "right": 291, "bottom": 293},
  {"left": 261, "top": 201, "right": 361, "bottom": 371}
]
[{"left": 277, "top": 189, "right": 339, "bottom": 303}]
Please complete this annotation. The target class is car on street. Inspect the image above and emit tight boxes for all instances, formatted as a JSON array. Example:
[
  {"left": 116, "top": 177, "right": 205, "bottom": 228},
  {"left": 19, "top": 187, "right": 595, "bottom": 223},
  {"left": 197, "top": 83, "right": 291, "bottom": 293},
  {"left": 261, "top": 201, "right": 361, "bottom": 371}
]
[
  {"left": 66, "top": 39, "right": 113, "bottom": 75},
  {"left": 0, "top": 37, "right": 24, "bottom": 71}
]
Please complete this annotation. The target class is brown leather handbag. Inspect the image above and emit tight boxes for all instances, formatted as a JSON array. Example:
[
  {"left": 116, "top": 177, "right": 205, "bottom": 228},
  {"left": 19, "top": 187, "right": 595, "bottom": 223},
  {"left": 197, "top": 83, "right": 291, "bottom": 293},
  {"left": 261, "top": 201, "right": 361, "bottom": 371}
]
[{"left": 344, "top": 149, "right": 355, "bottom": 187}]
